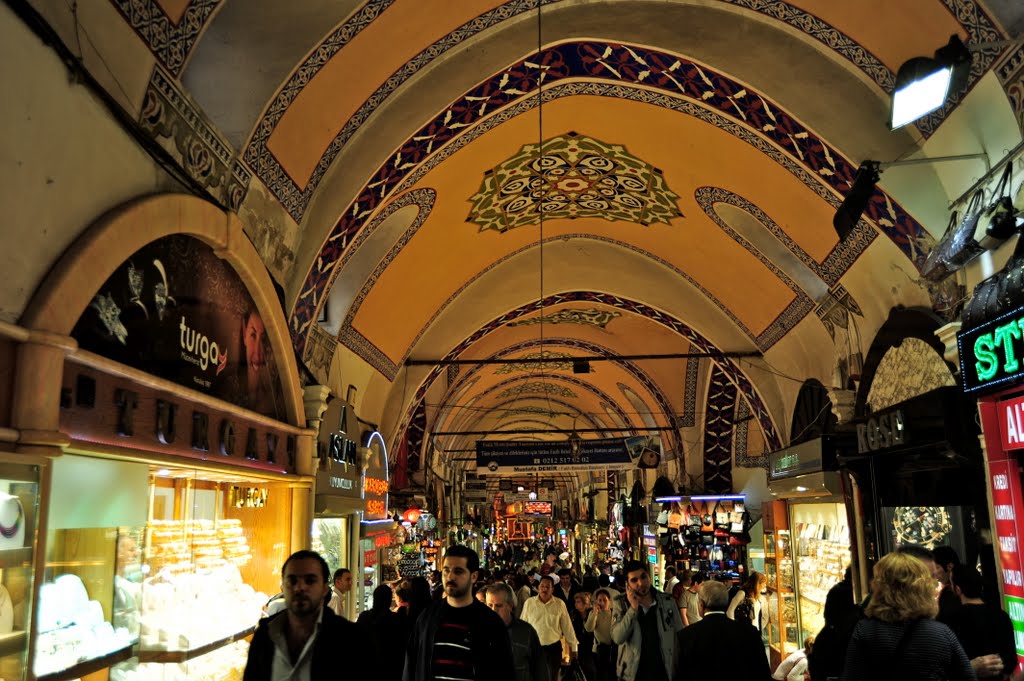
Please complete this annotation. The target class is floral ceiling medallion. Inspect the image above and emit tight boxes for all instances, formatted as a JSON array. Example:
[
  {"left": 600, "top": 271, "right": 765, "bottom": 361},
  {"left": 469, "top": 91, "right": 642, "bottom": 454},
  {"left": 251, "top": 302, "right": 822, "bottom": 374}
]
[
  {"left": 468, "top": 132, "right": 683, "bottom": 233},
  {"left": 507, "top": 308, "right": 621, "bottom": 329},
  {"left": 497, "top": 382, "right": 578, "bottom": 399},
  {"left": 495, "top": 351, "right": 574, "bottom": 374}
]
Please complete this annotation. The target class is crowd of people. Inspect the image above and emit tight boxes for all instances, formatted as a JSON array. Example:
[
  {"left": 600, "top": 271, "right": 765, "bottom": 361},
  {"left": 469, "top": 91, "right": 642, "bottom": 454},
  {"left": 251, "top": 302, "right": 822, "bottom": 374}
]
[{"left": 244, "top": 542, "right": 1019, "bottom": 681}]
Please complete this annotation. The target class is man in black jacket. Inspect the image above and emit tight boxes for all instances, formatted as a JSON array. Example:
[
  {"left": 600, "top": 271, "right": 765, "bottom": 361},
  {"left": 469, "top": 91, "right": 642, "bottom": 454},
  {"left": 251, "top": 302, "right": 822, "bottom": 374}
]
[
  {"left": 243, "top": 550, "right": 369, "bottom": 681},
  {"left": 485, "top": 582, "right": 549, "bottom": 681},
  {"left": 404, "top": 545, "right": 514, "bottom": 681},
  {"left": 675, "top": 580, "right": 770, "bottom": 681}
]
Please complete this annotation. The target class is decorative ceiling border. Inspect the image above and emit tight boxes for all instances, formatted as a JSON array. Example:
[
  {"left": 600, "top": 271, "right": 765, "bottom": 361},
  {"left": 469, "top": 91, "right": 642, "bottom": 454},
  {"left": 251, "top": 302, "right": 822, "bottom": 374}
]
[
  {"left": 291, "top": 42, "right": 930, "bottom": 354},
  {"left": 390, "top": 291, "right": 782, "bottom": 456},
  {"left": 244, "top": 0, "right": 997, "bottom": 221},
  {"left": 733, "top": 396, "right": 769, "bottom": 470},
  {"left": 109, "top": 0, "right": 222, "bottom": 76},
  {"left": 703, "top": 364, "right": 738, "bottom": 493},
  {"left": 438, "top": 337, "right": 682, "bottom": 454},
  {"left": 683, "top": 355, "right": 699, "bottom": 429}
]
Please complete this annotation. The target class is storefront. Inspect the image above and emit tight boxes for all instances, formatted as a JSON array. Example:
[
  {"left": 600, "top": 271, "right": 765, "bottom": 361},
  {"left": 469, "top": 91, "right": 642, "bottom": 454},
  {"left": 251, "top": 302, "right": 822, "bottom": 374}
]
[
  {"left": 2, "top": 195, "right": 314, "bottom": 681},
  {"left": 764, "top": 435, "right": 854, "bottom": 665},
  {"left": 652, "top": 494, "right": 750, "bottom": 587},
  {"left": 838, "top": 309, "right": 987, "bottom": 597},
  {"left": 959, "top": 290, "right": 1024, "bottom": 672},
  {"left": 357, "top": 430, "right": 394, "bottom": 612}
]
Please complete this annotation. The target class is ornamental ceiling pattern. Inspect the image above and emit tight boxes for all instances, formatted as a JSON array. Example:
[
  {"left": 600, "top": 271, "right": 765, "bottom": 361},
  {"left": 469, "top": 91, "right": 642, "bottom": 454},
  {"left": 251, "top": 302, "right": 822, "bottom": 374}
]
[
  {"left": 497, "top": 381, "right": 577, "bottom": 399},
  {"left": 291, "top": 40, "right": 928, "bottom": 351},
  {"left": 865, "top": 338, "right": 956, "bottom": 412},
  {"left": 494, "top": 351, "right": 573, "bottom": 374},
  {"left": 506, "top": 308, "right": 622, "bottom": 330},
  {"left": 467, "top": 133, "right": 682, "bottom": 233}
]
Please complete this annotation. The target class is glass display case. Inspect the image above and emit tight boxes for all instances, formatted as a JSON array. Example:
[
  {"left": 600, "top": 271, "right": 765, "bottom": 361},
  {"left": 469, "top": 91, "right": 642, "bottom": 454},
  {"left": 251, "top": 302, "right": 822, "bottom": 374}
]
[
  {"left": 0, "top": 461, "right": 40, "bottom": 681},
  {"left": 793, "top": 502, "right": 851, "bottom": 643},
  {"left": 762, "top": 501, "right": 798, "bottom": 667}
]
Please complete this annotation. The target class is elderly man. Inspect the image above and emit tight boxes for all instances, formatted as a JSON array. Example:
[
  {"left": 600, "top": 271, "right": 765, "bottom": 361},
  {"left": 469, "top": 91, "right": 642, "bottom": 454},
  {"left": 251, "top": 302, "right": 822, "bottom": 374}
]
[
  {"left": 675, "top": 580, "right": 770, "bottom": 681},
  {"left": 521, "top": 574, "right": 578, "bottom": 681},
  {"left": 610, "top": 560, "right": 682, "bottom": 681},
  {"left": 486, "top": 582, "right": 550, "bottom": 681},
  {"left": 243, "top": 550, "right": 369, "bottom": 681}
]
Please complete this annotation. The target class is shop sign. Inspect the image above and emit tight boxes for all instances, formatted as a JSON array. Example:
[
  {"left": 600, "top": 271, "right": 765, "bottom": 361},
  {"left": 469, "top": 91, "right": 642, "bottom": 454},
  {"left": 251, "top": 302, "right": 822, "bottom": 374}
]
[
  {"left": 362, "top": 431, "right": 390, "bottom": 521},
  {"left": 856, "top": 409, "right": 906, "bottom": 453},
  {"left": 959, "top": 306, "right": 1024, "bottom": 394},
  {"left": 71, "top": 235, "right": 285, "bottom": 418},
  {"left": 989, "top": 460, "right": 1024, "bottom": 667},
  {"left": 998, "top": 396, "right": 1024, "bottom": 452},
  {"left": 364, "top": 549, "right": 378, "bottom": 566},
  {"left": 60, "top": 367, "right": 298, "bottom": 474},
  {"left": 398, "top": 555, "right": 422, "bottom": 577},
  {"left": 476, "top": 436, "right": 658, "bottom": 474},
  {"left": 228, "top": 486, "right": 268, "bottom": 508},
  {"left": 769, "top": 438, "right": 829, "bottom": 480}
]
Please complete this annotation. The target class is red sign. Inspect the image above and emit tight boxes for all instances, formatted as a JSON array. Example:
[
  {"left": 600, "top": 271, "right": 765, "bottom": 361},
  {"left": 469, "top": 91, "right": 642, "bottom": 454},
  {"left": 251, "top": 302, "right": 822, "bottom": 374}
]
[
  {"left": 998, "top": 397, "right": 1024, "bottom": 452},
  {"left": 990, "top": 460, "right": 1024, "bottom": 598},
  {"left": 364, "top": 549, "right": 377, "bottom": 566}
]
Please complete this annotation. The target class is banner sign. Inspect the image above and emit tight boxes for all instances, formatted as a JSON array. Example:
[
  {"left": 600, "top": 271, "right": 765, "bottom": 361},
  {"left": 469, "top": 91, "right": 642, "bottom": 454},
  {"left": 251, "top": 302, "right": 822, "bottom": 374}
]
[
  {"left": 999, "top": 396, "right": 1024, "bottom": 453},
  {"left": 476, "top": 436, "right": 656, "bottom": 474},
  {"left": 990, "top": 460, "right": 1024, "bottom": 669},
  {"left": 959, "top": 306, "right": 1024, "bottom": 394},
  {"left": 72, "top": 235, "right": 285, "bottom": 418}
]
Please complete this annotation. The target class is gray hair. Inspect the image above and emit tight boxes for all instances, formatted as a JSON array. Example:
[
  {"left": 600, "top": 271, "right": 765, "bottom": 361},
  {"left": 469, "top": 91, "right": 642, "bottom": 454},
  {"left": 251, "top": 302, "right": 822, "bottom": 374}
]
[
  {"left": 698, "top": 580, "right": 729, "bottom": 611},
  {"left": 486, "top": 582, "right": 517, "bottom": 608}
]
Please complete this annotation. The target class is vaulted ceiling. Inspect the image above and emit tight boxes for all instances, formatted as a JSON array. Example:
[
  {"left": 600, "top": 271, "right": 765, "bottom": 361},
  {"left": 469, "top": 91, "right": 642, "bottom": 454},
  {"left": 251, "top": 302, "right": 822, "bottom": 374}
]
[{"left": 16, "top": 0, "right": 1024, "bottom": 509}]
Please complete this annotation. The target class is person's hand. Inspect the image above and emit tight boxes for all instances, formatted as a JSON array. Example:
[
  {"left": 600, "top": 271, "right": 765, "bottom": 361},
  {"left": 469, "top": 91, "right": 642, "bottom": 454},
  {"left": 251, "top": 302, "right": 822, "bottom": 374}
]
[
  {"left": 971, "top": 654, "right": 1003, "bottom": 678},
  {"left": 625, "top": 586, "right": 640, "bottom": 610}
]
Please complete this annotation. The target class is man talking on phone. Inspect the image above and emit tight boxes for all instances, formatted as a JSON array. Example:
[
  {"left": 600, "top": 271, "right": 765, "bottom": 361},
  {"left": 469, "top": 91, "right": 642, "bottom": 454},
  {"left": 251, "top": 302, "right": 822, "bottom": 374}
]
[{"left": 610, "top": 560, "right": 683, "bottom": 681}]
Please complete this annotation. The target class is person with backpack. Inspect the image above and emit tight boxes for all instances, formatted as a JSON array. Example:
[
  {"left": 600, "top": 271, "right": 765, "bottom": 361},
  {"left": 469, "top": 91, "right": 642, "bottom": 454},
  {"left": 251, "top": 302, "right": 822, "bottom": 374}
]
[{"left": 727, "top": 572, "right": 768, "bottom": 632}]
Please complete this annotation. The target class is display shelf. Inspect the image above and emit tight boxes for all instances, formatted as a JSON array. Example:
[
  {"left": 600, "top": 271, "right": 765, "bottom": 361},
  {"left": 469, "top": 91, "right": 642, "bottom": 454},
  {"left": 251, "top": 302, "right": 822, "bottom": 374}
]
[
  {"left": 0, "top": 631, "right": 25, "bottom": 658},
  {"left": 137, "top": 625, "right": 256, "bottom": 664},
  {"left": 36, "top": 644, "right": 134, "bottom": 681},
  {"left": 0, "top": 548, "right": 33, "bottom": 570}
]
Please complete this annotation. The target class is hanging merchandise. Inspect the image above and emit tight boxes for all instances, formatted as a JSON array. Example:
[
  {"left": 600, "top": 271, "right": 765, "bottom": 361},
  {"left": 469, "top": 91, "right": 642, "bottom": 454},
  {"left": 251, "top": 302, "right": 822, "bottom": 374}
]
[
  {"left": 977, "top": 161, "right": 1018, "bottom": 250},
  {"left": 921, "top": 189, "right": 986, "bottom": 281}
]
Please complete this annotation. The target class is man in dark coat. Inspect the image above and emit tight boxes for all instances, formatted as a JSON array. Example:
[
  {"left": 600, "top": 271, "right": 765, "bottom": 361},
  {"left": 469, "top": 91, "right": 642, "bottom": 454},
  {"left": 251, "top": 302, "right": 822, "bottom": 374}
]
[
  {"left": 243, "top": 550, "right": 370, "bottom": 681},
  {"left": 404, "top": 545, "right": 515, "bottom": 681},
  {"left": 555, "top": 568, "right": 580, "bottom": 607},
  {"left": 485, "top": 582, "right": 550, "bottom": 681},
  {"left": 675, "top": 580, "right": 771, "bottom": 681}
]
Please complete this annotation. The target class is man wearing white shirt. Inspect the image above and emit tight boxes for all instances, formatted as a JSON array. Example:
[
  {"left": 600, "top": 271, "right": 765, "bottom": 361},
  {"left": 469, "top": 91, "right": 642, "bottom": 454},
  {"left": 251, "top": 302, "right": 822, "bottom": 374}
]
[
  {"left": 326, "top": 568, "right": 352, "bottom": 618},
  {"left": 520, "top": 575, "right": 578, "bottom": 681},
  {"left": 243, "top": 550, "right": 370, "bottom": 681}
]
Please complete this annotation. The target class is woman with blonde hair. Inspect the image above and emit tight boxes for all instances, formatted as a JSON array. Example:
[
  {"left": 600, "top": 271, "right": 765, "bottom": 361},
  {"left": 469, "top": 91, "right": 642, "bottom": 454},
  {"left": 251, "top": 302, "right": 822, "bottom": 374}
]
[{"left": 840, "top": 552, "right": 975, "bottom": 681}]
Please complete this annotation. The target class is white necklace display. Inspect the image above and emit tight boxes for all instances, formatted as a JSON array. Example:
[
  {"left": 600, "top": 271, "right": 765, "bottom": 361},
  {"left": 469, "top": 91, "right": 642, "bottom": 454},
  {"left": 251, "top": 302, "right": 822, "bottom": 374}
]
[{"left": 33, "top": 574, "right": 136, "bottom": 677}]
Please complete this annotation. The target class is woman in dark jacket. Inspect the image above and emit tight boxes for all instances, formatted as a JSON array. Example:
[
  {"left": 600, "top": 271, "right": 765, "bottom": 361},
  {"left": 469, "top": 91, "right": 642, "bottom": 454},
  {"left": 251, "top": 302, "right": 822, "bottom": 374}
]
[{"left": 840, "top": 552, "right": 976, "bottom": 681}]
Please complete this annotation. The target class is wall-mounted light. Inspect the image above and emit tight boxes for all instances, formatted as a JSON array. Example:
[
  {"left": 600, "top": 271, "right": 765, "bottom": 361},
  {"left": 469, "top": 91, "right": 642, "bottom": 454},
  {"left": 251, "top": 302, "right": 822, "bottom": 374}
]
[{"left": 890, "top": 35, "right": 971, "bottom": 129}]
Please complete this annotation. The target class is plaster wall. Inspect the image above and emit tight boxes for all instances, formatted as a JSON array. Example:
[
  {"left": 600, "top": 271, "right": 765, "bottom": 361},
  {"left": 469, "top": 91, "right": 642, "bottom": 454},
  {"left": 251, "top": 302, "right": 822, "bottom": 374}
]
[{"left": 0, "top": 5, "right": 182, "bottom": 324}]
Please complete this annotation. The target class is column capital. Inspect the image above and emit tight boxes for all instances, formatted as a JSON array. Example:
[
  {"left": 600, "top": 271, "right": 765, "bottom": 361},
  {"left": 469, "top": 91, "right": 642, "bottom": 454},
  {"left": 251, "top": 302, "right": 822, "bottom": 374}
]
[{"left": 935, "top": 321, "right": 962, "bottom": 374}]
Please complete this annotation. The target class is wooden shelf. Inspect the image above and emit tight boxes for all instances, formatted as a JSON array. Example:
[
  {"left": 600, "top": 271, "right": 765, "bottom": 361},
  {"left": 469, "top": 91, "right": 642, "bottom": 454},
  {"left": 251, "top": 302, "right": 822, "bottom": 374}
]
[
  {"left": 0, "top": 630, "right": 25, "bottom": 658},
  {"left": 36, "top": 644, "right": 134, "bottom": 681},
  {"left": 137, "top": 625, "right": 256, "bottom": 664}
]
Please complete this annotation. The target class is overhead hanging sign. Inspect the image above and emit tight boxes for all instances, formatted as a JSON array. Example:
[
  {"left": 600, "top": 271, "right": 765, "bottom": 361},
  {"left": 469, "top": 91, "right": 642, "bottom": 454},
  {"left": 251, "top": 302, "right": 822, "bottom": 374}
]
[
  {"left": 71, "top": 234, "right": 285, "bottom": 418},
  {"left": 475, "top": 436, "right": 657, "bottom": 474}
]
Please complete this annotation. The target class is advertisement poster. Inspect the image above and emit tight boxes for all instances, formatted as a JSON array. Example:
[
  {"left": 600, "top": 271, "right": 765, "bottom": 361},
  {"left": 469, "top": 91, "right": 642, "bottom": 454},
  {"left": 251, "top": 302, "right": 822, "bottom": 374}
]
[
  {"left": 72, "top": 235, "right": 285, "bottom": 419},
  {"left": 476, "top": 435, "right": 659, "bottom": 474}
]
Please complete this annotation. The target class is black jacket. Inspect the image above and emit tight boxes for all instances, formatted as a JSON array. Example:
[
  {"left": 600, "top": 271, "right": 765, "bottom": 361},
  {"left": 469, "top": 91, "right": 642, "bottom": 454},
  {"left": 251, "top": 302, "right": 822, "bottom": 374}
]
[
  {"left": 403, "top": 599, "right": 515, "bottom": 681},
  {"left": 243, "top": 607, "right": 370, "bottom": 681},
  {"left": 675, "top": 612, "right": 771, "bottom": 681}
]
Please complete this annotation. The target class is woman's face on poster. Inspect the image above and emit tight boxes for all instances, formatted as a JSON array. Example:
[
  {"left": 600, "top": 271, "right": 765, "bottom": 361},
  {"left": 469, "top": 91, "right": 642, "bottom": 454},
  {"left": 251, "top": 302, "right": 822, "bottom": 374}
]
[{"left": 244, "top": 313, "right": 267, "bottom": 370}]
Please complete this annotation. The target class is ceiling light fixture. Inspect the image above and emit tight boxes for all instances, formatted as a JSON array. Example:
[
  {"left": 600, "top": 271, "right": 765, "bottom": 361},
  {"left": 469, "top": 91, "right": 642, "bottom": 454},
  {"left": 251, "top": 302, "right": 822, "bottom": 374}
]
[{"left": 890, "top": 34, "right": 1023, "bottom": 130}]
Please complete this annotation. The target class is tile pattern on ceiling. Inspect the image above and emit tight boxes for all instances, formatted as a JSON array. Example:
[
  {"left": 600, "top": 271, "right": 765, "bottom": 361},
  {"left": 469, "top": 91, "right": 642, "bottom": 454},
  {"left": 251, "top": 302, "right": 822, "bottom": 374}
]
[
  {"left": 438, "top": 337, "right": 687, "bottom": 453},
  {"left": 865, "top": 337, "right": 956, "bottom": 413},
  {"left": 467, "top": 132, "right": 682, "bottom": 233},
  {"left": 245, "top": 0, "right": 998, "bottom": 223},
  {"left": 683, "top": 356, "right": 699, "bottom": 429},
  {"left": 110, "top": 0, "right": 221, "bottom": 75},
  {"left": 389, "top": 291, "right": 782, "bottom": 457},
  {"left": 815, "top": 285, "right": 864, "bottom": 341},
  {"left": 507, "top": 308, "right": 622, "bottom": 329},
  {"left": 243, "top": 0, "right": 550, "bottom": 221},
  {"left": 995, "top": 45, "right": 1024, "bottom": 134},
  {"left": 474, "top": 375, "right": 630, "bottom": 426},
  {"left": 733, "top": 399, "right": 768, "bottom": 469},
  {"left": 703, "top": 364, "right": 738, "bottom": 494},
  {"left": 139, "top": 65, "right": 251, "bottom": 211},
  {"left": 494, "top": 351, "right": 574, "bottom": 374},
  {"left": 292, "top": 42, "right": 930, "bottom": 354}
]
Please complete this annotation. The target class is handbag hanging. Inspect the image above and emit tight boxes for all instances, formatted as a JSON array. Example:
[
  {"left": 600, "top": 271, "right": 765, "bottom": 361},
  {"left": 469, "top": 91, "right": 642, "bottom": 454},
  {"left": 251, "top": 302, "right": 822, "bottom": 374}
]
[
  {"left": 921, "top": 188, "right": 986, "bottom": 281},
  {"left": 979, "top": 160, "right": 1018, "bottom": 250}
]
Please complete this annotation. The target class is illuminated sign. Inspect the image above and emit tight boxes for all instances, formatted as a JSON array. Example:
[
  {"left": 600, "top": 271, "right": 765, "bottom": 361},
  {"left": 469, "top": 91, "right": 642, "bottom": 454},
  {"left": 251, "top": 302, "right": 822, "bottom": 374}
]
[
  {"left": 228, "top": 486, "right": 268, "bottom": 508},
  {"left": 998, "top": 396, "right": 1024, "bottom": 452},
  {"left": 989, "top": 460, "right": 1024, "bottom": 669},
  {"left": 365, "top": 477, "right": 388, "bottom": 495},
  {"left": 523, "top": 501, "right": 552, "bottom": 515},
  {"left": 959, "top": 306, "right": 1024, "bottom": 393},
  {"left": 856, "top": 410, "right": 906, "bottom": 453}
]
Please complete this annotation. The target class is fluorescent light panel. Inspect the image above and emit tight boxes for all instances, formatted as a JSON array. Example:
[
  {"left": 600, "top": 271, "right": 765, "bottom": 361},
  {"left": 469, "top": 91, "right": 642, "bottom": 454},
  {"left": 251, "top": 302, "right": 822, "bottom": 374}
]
[{"left": 891, "top": 67, "right": 953, "bottom": 129}]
